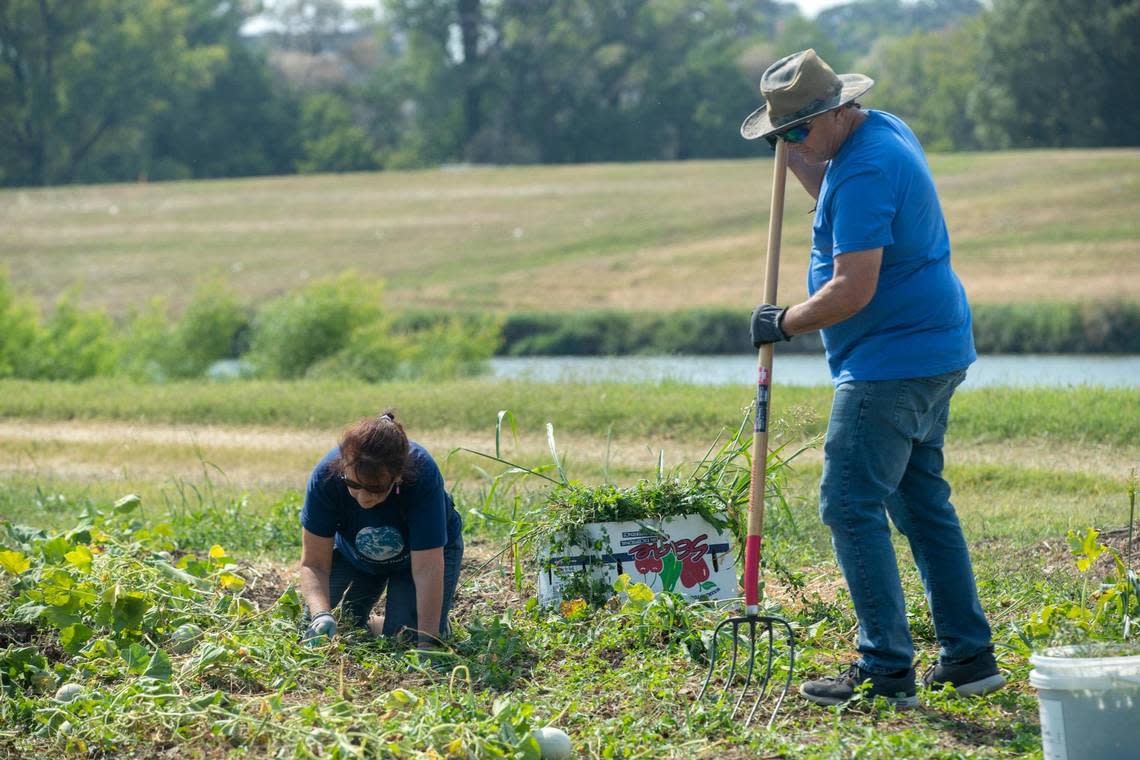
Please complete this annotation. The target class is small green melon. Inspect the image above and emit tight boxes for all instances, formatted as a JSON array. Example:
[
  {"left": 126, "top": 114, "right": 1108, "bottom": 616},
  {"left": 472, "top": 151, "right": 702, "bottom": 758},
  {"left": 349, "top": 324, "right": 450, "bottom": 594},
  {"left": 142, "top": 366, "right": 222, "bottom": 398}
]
[
  {"left": 170, "top": 623, "right": 204, "bottom": 653},
  {"left": 55, "top": 683, "right": 84, "bottom": 703}
]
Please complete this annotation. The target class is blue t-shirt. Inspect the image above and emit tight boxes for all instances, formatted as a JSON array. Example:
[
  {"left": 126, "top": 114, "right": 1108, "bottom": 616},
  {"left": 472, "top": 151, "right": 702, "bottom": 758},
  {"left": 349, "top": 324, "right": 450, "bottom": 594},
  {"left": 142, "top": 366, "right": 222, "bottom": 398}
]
[
  {"left": 809, "top": 110, "right": 975, "bottom": 384},
  {"left": 301, "top": 442, "right": 462, "bottom": 576}
]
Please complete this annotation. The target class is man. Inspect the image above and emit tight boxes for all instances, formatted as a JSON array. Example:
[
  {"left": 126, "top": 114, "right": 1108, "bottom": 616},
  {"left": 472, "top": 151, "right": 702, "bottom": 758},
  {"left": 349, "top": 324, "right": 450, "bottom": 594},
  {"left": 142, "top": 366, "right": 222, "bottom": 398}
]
[{"left": 743, "top": 49, "right": 1005, "bottom": 707}]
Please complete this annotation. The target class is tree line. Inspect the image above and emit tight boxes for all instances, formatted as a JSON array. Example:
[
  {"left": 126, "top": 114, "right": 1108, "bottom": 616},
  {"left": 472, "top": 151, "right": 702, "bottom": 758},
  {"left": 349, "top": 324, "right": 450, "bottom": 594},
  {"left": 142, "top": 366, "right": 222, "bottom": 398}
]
[{"left": 1, "top": 0, "right": 1136, "bottom": 187}]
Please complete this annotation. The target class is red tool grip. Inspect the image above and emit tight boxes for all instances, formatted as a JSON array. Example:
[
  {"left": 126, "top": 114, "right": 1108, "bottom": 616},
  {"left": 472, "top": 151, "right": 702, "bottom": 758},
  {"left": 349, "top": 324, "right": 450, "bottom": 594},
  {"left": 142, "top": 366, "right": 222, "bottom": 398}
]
[{"left": 743, "top": 534, "right": 761, "bottom": 607}]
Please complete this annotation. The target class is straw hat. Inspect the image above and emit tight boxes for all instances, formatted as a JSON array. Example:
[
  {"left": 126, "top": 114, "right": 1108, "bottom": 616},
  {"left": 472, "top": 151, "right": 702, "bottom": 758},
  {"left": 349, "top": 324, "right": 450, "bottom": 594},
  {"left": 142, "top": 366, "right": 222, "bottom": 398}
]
[{"left": 741, "top": 49, "right": 875, "bottom": 140}]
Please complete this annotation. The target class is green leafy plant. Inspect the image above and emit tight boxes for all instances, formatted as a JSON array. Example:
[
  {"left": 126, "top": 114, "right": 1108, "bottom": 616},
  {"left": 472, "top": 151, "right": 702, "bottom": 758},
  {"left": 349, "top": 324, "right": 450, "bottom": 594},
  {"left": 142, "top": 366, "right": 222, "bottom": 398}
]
[
  {"left": 461, "top": 406, "right": 814, "bottom": 610},
  {"left": 1014, "top": 521, "right": 1140, "bottom": 653},
  {"left": 0, "top": 492, "right": 559, "bottom": 758}
]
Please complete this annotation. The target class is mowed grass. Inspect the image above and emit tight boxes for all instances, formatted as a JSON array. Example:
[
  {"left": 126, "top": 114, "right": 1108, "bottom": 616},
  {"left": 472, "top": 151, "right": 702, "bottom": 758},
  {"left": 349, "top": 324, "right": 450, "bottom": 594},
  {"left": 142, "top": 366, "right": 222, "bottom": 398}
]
[
  {"left": 1, "top": 378, "right": 1137, "bottom": 444},
  {"left": 2, "top": 150, "right": 1138, "bottom": 315},
  {"left": 1, "top": 379, "right": 1135, "bottom": 539}
]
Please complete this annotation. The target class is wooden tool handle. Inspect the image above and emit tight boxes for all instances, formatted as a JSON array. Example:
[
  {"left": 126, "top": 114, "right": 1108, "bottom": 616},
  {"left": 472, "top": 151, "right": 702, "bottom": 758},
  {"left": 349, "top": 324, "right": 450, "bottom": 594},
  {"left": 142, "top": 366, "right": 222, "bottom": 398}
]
[{"left": 744, "top": 140, "right": 788, "bottom": 614}]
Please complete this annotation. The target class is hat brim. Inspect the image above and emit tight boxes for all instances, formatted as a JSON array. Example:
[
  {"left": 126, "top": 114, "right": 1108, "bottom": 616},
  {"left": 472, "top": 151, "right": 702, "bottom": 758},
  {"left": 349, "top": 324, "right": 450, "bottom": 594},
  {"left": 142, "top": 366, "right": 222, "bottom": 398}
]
[{"left": 740, "top": 74, "right": 875, "bottom": 140}]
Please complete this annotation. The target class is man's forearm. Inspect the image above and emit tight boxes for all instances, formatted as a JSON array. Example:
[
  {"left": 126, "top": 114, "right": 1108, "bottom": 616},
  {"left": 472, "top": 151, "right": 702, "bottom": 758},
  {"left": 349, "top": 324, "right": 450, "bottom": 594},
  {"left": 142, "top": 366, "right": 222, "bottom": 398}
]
[
  {"left": 782, "top": 249, "right": 881, "bottom": 336},
  {"left": 783, "top": 279, "right": 868, "bottom": 335}
]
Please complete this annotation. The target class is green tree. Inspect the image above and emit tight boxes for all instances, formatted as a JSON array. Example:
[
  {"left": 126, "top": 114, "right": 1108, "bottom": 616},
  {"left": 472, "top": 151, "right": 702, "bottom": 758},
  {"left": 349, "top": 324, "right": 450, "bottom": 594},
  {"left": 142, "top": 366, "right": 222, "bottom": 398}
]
[
  {"left": 296, "top": 92, "right": 380, "bottom": 172},
  {"left": 970, "top": 0, "right": 1140, "bottom": 148},
  {"left": 816, "top": 0, "right": 983, "bottom": 61},
  {"left": 0, "top": 0, "right": 226, "bottom": 186},
  {"left": 771, "top": 16, "right": 852, "bottom": 73},
  {"left": 147, "top": 0, "right": 301, "bottom": 180},
  {"left": 379, "top": 0, "right": 471, "bottom": 165},
  {"left": 865, "top": 20, "right": 984, "bottom": 151},
  {"left": 486, "top": 0, "right": 771, "bottom": 163},
  {"left": 381, "top": 0, "right": 775, "bottom": 164}
]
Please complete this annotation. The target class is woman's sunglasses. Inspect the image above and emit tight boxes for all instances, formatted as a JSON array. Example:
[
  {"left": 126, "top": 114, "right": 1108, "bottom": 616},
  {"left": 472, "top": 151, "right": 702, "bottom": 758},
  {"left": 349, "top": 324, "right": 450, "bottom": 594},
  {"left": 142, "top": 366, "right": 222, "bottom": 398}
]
[{"left": 341, "top": 474, "right": 397, "bottom": 496}]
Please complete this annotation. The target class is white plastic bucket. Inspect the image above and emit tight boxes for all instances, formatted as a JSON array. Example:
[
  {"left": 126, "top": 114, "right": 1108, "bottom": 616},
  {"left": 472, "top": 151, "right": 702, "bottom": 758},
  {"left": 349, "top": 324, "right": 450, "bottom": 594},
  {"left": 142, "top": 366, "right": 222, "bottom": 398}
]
[{"left": 1029, "top": 644, "right": 1140, "bottom": 760}]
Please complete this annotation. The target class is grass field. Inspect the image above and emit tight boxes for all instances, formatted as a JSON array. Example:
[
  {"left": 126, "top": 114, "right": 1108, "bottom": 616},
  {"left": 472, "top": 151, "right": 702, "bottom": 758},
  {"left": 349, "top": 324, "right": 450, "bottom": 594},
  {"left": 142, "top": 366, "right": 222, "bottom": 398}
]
[
  {"left": 2, "top": 379, "right": 1138, "bottom": 757},
  {"left": 2, "top": 151, "right": 1138, "bottom": 757},
  {"left": 1, "top": 380, "right": 1134, "bottom": 544},
  {"left": 3, "top": 150, "right": 1139, "bottom": 316}
]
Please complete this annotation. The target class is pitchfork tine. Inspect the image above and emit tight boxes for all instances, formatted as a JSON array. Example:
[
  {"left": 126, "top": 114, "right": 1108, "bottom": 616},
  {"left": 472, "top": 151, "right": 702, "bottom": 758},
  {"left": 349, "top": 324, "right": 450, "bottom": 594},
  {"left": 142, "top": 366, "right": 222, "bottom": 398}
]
[
  {"left": 742, "top": 622, "right": 773, "bottom": 721},
  {"left": 746, "top": 618, "right": 796, "bottom": 728},
  {"left": 730, "top": 620, "right": 758, "bottom": 719}
]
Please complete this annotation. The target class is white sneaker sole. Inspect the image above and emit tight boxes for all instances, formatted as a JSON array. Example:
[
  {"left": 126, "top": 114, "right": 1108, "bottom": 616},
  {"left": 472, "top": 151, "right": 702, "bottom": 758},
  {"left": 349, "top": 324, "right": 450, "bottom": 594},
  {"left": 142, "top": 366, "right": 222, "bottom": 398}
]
[{"left": 941, "top": 673, "right": 1006, "bottom": 697}]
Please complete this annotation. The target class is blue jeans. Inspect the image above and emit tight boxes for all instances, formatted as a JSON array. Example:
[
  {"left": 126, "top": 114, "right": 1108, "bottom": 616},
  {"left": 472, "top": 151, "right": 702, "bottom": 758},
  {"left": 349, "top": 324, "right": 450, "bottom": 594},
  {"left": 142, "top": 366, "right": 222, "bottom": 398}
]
[
  {"left": 819, "top": 368, "right": 991, "bottom": 674},
  {"left": 310, "top": 529, "right": 464, "bottom": 639}
]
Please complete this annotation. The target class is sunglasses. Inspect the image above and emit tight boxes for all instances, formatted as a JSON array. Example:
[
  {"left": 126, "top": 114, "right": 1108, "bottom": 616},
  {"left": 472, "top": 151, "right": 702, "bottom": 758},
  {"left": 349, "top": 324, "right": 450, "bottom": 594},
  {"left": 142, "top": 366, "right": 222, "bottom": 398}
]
[
  {"left": 765, "top": 119, "right": 814, "bottom": 148},
  {"left": 340, "top": 474, "right": 397, "bottom": 496}
]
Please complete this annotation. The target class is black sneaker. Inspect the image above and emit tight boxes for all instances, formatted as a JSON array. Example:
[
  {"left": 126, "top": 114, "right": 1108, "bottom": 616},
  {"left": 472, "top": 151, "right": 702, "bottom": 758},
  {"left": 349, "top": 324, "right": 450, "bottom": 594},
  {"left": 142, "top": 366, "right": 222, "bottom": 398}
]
[
  {"left": 922, "top": 646, "right": 1006, "bottom": 696},
  {"left": 799, "top": 663, "right": 918, "bottom": 708}
]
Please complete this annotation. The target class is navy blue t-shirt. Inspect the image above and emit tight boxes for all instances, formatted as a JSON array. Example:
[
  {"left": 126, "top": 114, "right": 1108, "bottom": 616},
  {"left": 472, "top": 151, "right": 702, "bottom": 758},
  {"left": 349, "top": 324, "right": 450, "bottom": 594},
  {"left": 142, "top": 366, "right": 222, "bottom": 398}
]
[
  {"left": 810, "top": 110, "right": 975, "bottom": 385},
  {"left": 301, "top": 442, "right": 462, "bottom": 576}
]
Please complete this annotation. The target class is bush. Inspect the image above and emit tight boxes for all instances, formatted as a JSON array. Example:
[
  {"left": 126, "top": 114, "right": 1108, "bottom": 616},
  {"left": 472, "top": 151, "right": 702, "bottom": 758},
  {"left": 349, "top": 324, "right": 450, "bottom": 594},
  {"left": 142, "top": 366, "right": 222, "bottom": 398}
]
[
  {"left": 116, "top": 283, "right": 249, "bottom": 381},
  {"left": 499, "top": 309, "right": 822, "bottom": 355},
  {"left": 0, "top": 273, "right": 504, "bottom": 384},
  {"left": 248, "top": 273, "right": 385, "bottom": 379},
  {"left": 494, "top": 304, "right": 1138, "bottom": 357},
  {"left": 310, "top": 313, "right": 502, "bottom": 382},
  {"left": 305, "top": 320, "right": 413, "bottom": 383},
  {"left": 400, "top": 315, "right": 503, "bottom": 380},
  {"left": 972, "top": 302, "right": 1140, "bottom": 354},
  {"left": 117, "top": 299, "right": 172, "bottom": 381},
  {"left": 0, "top": 270, "right": 40, "bottom": 378},
  {"left": 166, "top": 281, "right": 249, "bottom": 378},
  {"left": 27, "top": 290, "right": 118, "bottom": 381},
  {"left": 0, "top": 276, "right": 117, "bottom": 381}
]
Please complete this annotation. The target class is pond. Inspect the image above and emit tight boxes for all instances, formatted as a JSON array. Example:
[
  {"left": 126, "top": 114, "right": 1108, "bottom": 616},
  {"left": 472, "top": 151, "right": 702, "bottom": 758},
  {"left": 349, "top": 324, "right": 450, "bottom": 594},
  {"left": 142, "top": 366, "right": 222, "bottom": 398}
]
[{"left": 489, "top": 354, "right": 1140, "bottom": 388}]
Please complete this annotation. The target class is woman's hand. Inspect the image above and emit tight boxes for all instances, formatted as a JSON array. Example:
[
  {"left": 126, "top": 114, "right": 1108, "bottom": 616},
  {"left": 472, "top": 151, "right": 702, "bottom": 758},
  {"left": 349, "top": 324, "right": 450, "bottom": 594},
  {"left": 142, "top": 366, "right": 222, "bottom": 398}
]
[{"left": 303, "top": 613, "right": 337, "bottom": 646}]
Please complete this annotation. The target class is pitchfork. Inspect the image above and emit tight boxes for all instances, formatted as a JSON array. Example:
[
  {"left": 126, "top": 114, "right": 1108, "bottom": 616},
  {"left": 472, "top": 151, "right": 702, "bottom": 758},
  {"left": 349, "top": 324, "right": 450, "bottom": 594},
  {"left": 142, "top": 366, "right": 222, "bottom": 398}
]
[{"left": 697, "top": 140, "right": 795, "bottom": 728}]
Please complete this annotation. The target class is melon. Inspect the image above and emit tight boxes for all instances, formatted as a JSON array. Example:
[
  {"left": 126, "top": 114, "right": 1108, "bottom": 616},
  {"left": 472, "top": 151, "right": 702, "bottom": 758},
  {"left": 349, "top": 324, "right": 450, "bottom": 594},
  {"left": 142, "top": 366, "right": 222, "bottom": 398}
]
[
  {"left": 531, "top": 726, "right": 573, "bottom": 760},
  {"left": 170, "top": 623, "right": 204, "bottom": 653},
  {"left": 54, "top": 683, "right": 84, "bottom": 703}
]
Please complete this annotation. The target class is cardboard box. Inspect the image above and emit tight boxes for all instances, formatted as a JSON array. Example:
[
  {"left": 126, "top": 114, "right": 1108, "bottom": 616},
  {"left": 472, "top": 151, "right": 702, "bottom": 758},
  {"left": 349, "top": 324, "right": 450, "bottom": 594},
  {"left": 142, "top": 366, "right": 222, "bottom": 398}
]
[{"left": 537, "top": 513, "right": 737, "bottom": 606}]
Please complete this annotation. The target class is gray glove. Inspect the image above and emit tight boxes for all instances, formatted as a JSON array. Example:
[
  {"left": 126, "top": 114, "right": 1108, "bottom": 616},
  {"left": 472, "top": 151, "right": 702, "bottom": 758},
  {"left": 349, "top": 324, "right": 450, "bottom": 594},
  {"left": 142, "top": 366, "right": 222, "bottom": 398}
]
[
  {"left": 751, "top": 304, "right": 791, "bottom": 346},
  {"left": 302, "top": 612, "right": 337, "bottom": 646}
]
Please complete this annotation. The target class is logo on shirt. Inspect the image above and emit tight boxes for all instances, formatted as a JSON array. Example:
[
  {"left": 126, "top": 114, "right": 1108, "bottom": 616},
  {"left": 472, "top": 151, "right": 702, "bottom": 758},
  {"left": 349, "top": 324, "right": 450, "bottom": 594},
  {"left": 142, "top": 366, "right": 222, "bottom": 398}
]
[{"left": 354, "top": 526, "right": 405, "bottom": 562}]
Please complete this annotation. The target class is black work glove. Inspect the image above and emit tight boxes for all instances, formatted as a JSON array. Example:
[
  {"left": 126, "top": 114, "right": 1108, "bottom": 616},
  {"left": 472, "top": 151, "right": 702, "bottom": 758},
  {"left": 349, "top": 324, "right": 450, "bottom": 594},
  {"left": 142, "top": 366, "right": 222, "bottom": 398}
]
[{"left": 750, "top": 304, "right": 791, "bottom": 347}]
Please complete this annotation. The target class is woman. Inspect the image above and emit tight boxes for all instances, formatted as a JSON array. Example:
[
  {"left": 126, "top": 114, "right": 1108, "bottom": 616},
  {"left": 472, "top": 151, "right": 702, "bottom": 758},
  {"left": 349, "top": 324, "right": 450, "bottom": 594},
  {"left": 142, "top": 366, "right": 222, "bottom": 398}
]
[{"left": 299, "top": 410, "right": 463, "bottom": 648}]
